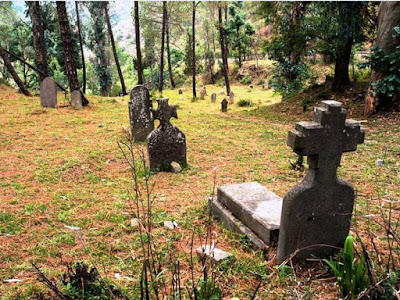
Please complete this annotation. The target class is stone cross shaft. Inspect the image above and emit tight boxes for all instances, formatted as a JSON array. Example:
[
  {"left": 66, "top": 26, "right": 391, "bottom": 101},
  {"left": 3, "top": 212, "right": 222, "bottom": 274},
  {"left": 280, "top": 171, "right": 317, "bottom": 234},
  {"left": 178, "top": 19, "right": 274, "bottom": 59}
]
[
  {"left": 152, "top": 98, "right": 177, "bottom": 127},
  {"left": 287, "top": 100, "right": 365, "bottom": 182}
]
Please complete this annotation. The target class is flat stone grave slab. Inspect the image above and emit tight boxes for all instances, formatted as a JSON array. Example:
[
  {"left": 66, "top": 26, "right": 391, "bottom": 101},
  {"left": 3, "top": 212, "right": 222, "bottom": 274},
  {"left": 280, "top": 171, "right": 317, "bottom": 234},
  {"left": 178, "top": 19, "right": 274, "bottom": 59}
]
[{"left": 213, "top": 182, "right": 282, "bottom": 246}]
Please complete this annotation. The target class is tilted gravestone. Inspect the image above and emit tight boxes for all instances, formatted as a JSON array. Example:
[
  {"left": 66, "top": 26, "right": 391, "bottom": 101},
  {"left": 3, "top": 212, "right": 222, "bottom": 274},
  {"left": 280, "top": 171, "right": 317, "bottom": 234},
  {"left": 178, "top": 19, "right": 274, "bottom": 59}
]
[
  {"left": 221, "top": 99, "right": 228, "bottom": 112},
  {"left": 40, "top": 77, "right": 57, "bottom": 108},
  {"left": 277, "top": 100, "right": 365, "bottom": 262},
  {"left": 210, "top": 101, "right": 365, "bottom": 261},
  {"left": 71, "top": 90, "right": 82, "bottom": 109},
  {"left": 128, "top": 85, "right": 154, "bottom": 142},
  {"left": 211, "top": 93, "right": 217, "bottom": 102},
  {"left": 147, "top": 98, "right": 187, "bottom": 171},
  {"left": 200, "top": 88, "right": 206, "bottom": 100},
  {"left": 229, "top": 91, "right": 235, "bottom": 104}
]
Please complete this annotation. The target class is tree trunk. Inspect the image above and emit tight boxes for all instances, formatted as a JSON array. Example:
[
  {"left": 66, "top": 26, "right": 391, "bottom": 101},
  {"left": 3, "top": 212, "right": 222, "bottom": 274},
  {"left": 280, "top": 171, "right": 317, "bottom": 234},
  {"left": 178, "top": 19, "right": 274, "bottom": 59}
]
[
  {"left": 26, "top": 1, "right": 48, "bottom": 82},
  {"left": 218, "top": 6, "right": 230, "bottom": 95},
  {"left": 237, "top": 28, "right": 242, "bottom": 68},
  {"left": 75, "top": 2, "right": 86, "bottom": 94},
  {"left": 105, "top": 3, "right": 127, "bottom": 95},
  {"left": 158, "top": 1, "right": 167, "bottom": 93},
  {"left": 166, "top": 4, "right": 175, "bottom": 89},
  {"left": 205, "top": 22, "right": 214, "bottom": 84},
  {"left": 0, "top": 45, "right": 31, "bottom": 96},
  {"left": 192, "top": 1, "right": 196, "bottom": 98},
  {"left": 56, "top": 2, "right": 79, "bottom": 92},
  {"left": 364, "top": 2, "right": 400, "bottom": 114},
  {"left": 332, "top": 35, "right": 353, "bottom": 91},
  {"left": 134, "top": 1, "right": 143, "bottom": 85}
]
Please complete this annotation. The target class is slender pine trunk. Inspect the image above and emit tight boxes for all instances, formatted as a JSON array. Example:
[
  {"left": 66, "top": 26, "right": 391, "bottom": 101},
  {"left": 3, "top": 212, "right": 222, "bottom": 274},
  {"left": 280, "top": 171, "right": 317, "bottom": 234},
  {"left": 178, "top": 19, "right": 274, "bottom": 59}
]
[
  {"left": 192, "top": 1, "right": 196, "bottom": 98},
  {"left": 56, "top": 1, "right": 79, "bottom": 92},
  {"left": 134, "top": 1, "right": 143, "bottom": 85},
  {"left": 26, "top": 1, "right": 48, "bottom": 82},
  {"left": 0, "top": 45, "right": 31, "bottom": 96},
  {"left": 166, "top": 5, "right": 175, "bottom": 89},
  {"left": 158, "top": 1, "right": 167, "bottom": 92},
  {"left": 105, "top": 3, "right": 127, "bottom": 95},
  {"left": 218, "top": 6, "right": 230, "bottom": 95},
  {"left": 75, "top": 2, "right": 86, "bottom": 94}
]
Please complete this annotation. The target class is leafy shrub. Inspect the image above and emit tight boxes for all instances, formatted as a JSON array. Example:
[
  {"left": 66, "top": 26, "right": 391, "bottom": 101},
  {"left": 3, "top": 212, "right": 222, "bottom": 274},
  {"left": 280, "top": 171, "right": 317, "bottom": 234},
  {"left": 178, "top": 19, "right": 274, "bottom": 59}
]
[
  {"left": 237, "top": 99, "right": 252, "bottom": 107},
  {"left": 301, "top": 97, "right": 316, "bottom": 111},
  {"left": 361, "top": 27, "right": 400, "bottom": 101},
  {"left": 325, "top": 236, "right": 369, "bottom": 300},
  {"left": 195, "top": 279, "right": 222, "bottom": 300},
  {"left": 240, "top": 75, "right": 252, "bottom": 85}
]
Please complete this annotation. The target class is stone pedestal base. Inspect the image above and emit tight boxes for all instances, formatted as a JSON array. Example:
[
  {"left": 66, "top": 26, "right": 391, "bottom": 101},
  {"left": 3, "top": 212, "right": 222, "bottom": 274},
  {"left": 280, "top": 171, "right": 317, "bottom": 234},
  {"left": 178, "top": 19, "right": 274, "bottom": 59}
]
[{"left": 210, "top": 182, "right": 282, "bottom": 248}]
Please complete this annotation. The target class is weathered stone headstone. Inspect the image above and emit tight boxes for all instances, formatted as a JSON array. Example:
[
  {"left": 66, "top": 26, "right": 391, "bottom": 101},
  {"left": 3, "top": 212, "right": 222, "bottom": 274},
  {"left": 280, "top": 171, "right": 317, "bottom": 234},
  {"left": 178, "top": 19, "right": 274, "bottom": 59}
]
[
  {"left": 211, "top": 93, "right": 217, "bottom": 102},
  {"left": 219, "top": 89, "right": 225, "bottom": 95},
  {"left": 210, "top": 101, "right": 365, "bottom": 261},
  {"left": 40, "top": 77, "right": 57, "bottom": 108},
  {"left": 179, "top": 88, "right": 183, "bottom": 95},
  {"left": 277, "top": 101, "right": 365, "bottom": 262},
  {"left": 128, "top": 85, "right": 154, "bottom": 142},
  {"left": 71, "top": 90, "right": 82, "bottom": 109},
  {"left": 200, "top": 88, "right": 206, "bottom": 100},
  {"left": 229, "top": 91, "right": 235, "bottom": 104},
  {"left": 263, "top": 79, "right": 269, "bottom": 90},
  {"left": 147, "top": 98, "right": 187, "bottom": 171},
  {"left": 221, "top": 99, "right": 228, "bottom": 112}
]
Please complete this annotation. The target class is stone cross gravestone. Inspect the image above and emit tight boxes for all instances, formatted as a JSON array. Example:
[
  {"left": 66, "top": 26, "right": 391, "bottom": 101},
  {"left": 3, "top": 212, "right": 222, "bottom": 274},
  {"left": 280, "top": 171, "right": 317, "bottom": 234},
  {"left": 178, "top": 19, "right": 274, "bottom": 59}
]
[
  {"left": 128, "top": 85, "right": 154, "bottom": 142},
  {"left": 200, "top": 88, "right": 206, "bottom": 100},
  {"left": 229, "top": 91, "right": 234, "bottom": 104},
  {"left": 277, "top": 100, "right": 365, "bottom": 262},
  {"left": 221, "top": 99, "right": 228, "bottom": 112},
  {"left": 147, "top": 98, "right": 187, "bottom": 171},
  {"left": 211, "top": 93, "right": 217, "bottom": 102},
  {"left": 71, "top": 90, "right": 82, "bottom": 109},
  {"left": 40, "top": 77, "right": 57, "bottom": 108}
]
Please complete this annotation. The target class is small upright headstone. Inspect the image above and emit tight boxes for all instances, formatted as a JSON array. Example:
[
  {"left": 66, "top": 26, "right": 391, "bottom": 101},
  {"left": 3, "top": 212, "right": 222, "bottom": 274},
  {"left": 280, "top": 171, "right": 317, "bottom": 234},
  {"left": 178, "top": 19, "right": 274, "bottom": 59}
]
[
  {"left": 263, "top": 79, "right": 269, "bottom": 90},
  {"left": 219, "top": 89, "right": 225, "bottom": 95},
  {"left": 229, "top": 91, "right": 234, "bottom": 104},
  {"left": 221, "top": 99, "right": 228, "bottom": 112},
  {"left": 211, "top": 93, "right": 217, "bottom": 103},
  {"left": 277, "top": 101, "right": 365, "bottom": 262},
  {"left": 71, "top": 90, "right": 82, "bottom": 109},
  {"left": 128, "top": 85, "right": 154, "bottom": 142},
  {"left": 202, "top": 86, "right": 207, "bottom": 95},
  {"left": 40, "top": 77, "right": 57, "bottom": 108},
  {"left": 200, "top": 88, "right": 206, "bottom": 100},
  {"left": 147, "top": 98, "right": 187, "bottom": 171},
  {"left": 179, "top": 88, "right": 183, "bottom": 95}
]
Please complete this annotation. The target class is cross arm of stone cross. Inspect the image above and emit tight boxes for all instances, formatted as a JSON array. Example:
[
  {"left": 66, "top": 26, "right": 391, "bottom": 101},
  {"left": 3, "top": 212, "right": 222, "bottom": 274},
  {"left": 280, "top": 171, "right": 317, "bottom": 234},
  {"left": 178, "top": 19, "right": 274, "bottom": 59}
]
[
  {"left": 287, "top": 100, "right": 365, "bottom": 162},
  {"left": 152, "top": 98, "right": 178, "bottom": 126}
]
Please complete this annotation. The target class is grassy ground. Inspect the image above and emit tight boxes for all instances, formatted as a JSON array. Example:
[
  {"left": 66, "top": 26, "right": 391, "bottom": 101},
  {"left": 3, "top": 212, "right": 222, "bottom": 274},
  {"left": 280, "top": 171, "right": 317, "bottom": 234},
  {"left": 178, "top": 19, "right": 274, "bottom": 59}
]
[{"left": 0, "top": 82, "right": 399, "bottom": 299}]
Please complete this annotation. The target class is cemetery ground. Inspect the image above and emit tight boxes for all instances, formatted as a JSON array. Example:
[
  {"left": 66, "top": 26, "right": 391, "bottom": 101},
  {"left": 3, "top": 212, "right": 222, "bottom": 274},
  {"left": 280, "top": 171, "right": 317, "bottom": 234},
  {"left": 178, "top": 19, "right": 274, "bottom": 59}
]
[{"left": 0, "top": 82, "right": 399, "bottom": 299}]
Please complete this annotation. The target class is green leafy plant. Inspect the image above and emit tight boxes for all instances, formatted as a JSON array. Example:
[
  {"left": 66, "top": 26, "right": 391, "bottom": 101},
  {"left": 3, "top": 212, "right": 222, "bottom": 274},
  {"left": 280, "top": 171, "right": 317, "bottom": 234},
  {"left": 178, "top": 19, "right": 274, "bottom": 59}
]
[
  {"left": 240, "top": 75, "right": 252, "bottom": 85},
  {"left": 324, "top": 236, "right": 369, "bottom": 300},
  {"left": 195, "top": 278, "right": 222, "bottom": 300},
  {"left": 237, "top": 99, "right": 252, "bottom": 107}
]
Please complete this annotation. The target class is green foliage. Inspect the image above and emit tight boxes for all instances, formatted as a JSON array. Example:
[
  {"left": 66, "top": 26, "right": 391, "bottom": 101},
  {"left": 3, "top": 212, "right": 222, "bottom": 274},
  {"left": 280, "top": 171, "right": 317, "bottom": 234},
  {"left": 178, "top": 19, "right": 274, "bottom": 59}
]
[
  {"left": 87, "top": 2, "right": 112, "bottom": 96},
  {"left": 61, "top": 262, "right": 124, "bottom": 299},
  {"left": 262, "top": 2, "right": 311, "bottom": 97},
  {"left": 195, "top": 278, "right": 222, "bottom": 300},
  {"left": 324, "top": 236, "right": 369, "bottom": 300},
  {"left": 240, "top": 75, "right": 251, "bottom": 84},
  {"left": 237, "top": 99, "right": 252, "bottom": 107},
  {"left": 363, "top": 28, "right": 400, "bottom": 100},
  {"left": 225, "top": 2, "right": 255, "bottom": 66}
]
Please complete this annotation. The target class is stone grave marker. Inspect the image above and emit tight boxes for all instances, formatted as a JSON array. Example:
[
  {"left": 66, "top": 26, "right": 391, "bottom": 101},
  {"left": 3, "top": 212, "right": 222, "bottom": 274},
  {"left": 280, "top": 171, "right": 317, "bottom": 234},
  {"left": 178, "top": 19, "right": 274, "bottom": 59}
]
[
  {"left": 200, "top": 88, "right": 206, "bottom": 100},
  {"left": 221, "top": 99, "right": 228, "bottom": 112},
  {"left": 147, "top": 98, "right": 187, "bottom": 171},
  {"left": 219, "top": 89, "right": 225, "bottom": 95},
  {"left": 210, "top": 101, "right": 365, "bottom": 262},
  {"left": 40, "top": 77, "right": 57, "bottom": 108},
  {"left": 128, "top": 85, "right": 154, "bottom": 142},
  {"left": 229, "top": 91, "right": 235, "bottom": 104},
  {"left": 263, "top": 79, "right": 269, "bottom": 90},
  {"left": 277, "top": 100, "right": 365, "bottom": 262},
  {"left": 71, "top": 90, "right": 82, "bottom": 109},
  {"left": 211, "top": 93, "right": 217, "bottom": 102},
  {"left": 179, "top": 88, "right": 183, "bottom": 95}
]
